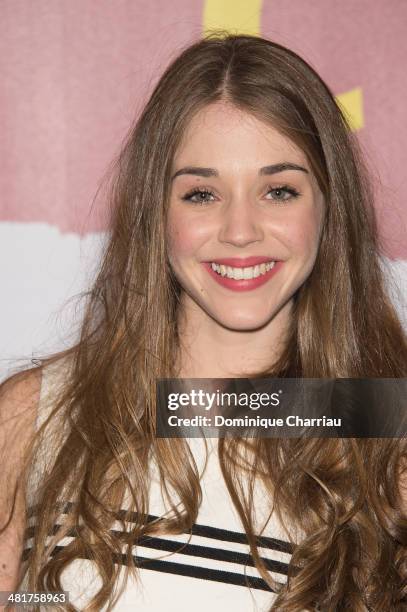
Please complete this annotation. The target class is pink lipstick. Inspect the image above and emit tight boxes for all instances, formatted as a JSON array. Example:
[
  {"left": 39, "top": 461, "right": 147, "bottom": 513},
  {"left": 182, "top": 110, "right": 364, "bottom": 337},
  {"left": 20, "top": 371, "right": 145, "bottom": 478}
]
[
  {"left": 202, "top": 259, "right": 283, "bottom": 292},
  {"left": 206, "top": 256, "right": 275, "bottom": 267}
]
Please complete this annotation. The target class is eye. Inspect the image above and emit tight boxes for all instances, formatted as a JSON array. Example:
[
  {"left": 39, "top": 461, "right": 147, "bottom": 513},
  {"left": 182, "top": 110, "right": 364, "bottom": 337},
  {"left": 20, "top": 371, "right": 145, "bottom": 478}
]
[
  {"left": 265, "top": 185, "right": 301, "bottom": 202},
  {"left": 181, "top": 187, "right": 216, "bottom": 205}
]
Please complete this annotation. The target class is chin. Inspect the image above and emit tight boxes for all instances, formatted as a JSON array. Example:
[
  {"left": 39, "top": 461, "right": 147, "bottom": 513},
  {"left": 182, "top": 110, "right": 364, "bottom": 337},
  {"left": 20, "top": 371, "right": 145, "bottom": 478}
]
[{"left": 212, "top": 310, "right": 276, "bottom": 332}]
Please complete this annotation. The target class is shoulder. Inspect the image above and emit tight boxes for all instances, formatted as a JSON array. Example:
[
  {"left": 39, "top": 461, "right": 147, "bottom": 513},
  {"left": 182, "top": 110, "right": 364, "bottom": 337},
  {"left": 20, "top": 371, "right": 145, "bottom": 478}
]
[
  {"left": 0, "top": 366, "right": 43, "bottom": 592},
  {"left": 0, "top": 366, "right": 43, "bottom": 457},
  {"left": 0, "top": 355, "right": 73, "bottom": 591},
  {"left": 0, "top": 365, "right": 44, "bottom": 474}
]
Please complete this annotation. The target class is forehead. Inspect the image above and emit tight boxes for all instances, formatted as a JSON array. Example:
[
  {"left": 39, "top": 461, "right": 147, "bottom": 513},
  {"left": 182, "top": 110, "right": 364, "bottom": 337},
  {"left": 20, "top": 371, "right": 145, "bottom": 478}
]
[{"left": 174, "top": 101, "right": 307, "bottom": 168}]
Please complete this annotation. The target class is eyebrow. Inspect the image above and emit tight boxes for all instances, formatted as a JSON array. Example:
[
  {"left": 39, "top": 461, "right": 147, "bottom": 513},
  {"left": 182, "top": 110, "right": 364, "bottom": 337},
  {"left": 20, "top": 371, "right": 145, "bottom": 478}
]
[{"left": 171, "top": 162, "right": 309, "bottom": 181}]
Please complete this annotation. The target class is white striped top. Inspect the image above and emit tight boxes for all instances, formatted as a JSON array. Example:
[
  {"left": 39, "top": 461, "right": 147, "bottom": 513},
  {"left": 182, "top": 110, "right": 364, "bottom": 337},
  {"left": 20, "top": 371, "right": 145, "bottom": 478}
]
[{"left": 22, "top": 358, "right": 304, "bottom": 611}]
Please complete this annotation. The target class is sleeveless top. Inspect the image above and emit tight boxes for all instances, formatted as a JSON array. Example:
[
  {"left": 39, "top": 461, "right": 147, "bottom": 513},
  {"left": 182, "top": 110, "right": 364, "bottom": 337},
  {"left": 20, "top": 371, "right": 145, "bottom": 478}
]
[{"left": 21, "top": 357, "right": 305, "bottom": 611}]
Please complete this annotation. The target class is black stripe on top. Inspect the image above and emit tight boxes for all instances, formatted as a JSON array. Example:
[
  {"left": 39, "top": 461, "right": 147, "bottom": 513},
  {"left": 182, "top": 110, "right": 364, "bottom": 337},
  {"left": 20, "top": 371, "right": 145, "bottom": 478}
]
[
  {"left": 27, "top": 502, "right": 295, "bottom": 555},
  {"left": 24, "top": 503, "right": 297, "bottom": 591},
  {"left": 22, "top": 545, "right": 285, "bottom": 593},
  {"left": 24, "top": 525, "right": 290, "bottom": 576}
]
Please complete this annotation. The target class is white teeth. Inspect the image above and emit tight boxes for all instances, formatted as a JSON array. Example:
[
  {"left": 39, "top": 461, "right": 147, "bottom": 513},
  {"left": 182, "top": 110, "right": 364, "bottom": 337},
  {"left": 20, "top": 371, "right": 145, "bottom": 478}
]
[{"left": 210, "top": 261, "right": 276, "bottom": 279}]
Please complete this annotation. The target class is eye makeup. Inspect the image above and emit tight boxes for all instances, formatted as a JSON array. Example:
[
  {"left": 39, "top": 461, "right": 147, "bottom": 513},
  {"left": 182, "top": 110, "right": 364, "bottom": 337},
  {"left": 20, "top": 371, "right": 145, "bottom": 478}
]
[{"left": 181, "top": 184, "right": 301, "bottom": 206}]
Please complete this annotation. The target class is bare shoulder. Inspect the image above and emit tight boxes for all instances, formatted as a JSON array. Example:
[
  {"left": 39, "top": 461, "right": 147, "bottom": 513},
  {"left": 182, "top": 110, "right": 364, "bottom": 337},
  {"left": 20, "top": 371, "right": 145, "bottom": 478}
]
[
  {"left": 0, "top": 365, "right": 42, "bottom": 419},
  {"left": 0, "top": 366, "right": 43, "bottom": 593},
  {"left": 0, "top": 366, "right": 42, "bottom": 468}
]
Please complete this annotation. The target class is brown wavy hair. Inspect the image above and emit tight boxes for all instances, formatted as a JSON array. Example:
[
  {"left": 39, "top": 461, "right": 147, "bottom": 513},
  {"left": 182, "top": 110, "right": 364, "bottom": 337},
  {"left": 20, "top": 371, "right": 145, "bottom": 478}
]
[{"left": 2, "top": 33, "right": 407, "bottom": 611}]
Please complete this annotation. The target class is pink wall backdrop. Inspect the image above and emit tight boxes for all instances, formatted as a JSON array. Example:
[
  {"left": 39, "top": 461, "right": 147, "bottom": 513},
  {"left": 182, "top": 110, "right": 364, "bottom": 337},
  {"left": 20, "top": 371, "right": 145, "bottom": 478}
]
[{"left": 1, "top": 1, "right": 406, "bottom": 376}]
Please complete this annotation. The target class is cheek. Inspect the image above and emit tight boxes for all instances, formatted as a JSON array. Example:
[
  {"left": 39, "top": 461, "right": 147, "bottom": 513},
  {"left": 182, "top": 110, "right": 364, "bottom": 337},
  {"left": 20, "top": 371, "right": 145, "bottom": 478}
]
[
  {"left": 274, "top": 206, "right": 323, "bottom": 257},
  {"left": 295, "top": 219, "right": 321, "bottom": 255},
  {"left": 166, "top": 211, "right": 209, "bottom": 261}
]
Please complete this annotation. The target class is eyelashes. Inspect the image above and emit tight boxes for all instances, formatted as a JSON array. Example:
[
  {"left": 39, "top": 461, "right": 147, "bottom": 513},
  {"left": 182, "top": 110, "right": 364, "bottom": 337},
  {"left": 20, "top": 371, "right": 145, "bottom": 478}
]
[
  {"left": 181, "top": 184, "right": 301, "bottom": 205},
  {"left": 181, "top": 188, "right": 216, "bottom": 205}
]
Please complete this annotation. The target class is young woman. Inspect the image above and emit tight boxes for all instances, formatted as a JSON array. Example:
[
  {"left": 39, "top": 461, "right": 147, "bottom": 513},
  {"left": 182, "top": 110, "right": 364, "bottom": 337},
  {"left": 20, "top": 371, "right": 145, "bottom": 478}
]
[{"left": 1, "top": 33, "right": 406, "bottom": 611}]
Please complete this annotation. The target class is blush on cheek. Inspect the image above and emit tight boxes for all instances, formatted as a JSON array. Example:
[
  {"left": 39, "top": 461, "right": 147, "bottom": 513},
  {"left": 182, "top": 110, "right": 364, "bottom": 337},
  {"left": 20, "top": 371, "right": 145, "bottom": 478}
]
[
  {"left": 168, "top": 231, "right": 196, "bottom": 258},
  {"left": 167, "top": 214, "right": 208, "bottom": 257},
  {"left": 289, "top": 210, "right": 323, "bottom": 253}
]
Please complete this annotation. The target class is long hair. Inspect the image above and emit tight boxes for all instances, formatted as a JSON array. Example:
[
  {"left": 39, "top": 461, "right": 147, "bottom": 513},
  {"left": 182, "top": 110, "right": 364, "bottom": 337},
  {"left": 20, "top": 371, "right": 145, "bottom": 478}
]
[{"left": 2, "top": 33, "right": 407, "bottom": 611}]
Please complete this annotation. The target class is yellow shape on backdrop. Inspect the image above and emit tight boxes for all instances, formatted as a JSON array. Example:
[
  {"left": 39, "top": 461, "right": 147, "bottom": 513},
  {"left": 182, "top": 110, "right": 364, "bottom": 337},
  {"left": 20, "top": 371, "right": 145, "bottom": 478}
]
[
  {"left": 202, "top": 0, "right": 363, "bottom": 133},
  {"left": 203, "top": 0, "right": 263, "bottom": 36},
  {"left": 336, "top": 87, "right": 364, "bottom": 131}
]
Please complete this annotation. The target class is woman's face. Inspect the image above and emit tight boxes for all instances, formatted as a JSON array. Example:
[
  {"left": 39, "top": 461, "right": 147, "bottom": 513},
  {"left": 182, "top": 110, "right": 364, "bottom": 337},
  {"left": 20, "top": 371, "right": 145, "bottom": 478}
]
[{"left": 166, "top": 101, "right": 325, "bottom": 332}]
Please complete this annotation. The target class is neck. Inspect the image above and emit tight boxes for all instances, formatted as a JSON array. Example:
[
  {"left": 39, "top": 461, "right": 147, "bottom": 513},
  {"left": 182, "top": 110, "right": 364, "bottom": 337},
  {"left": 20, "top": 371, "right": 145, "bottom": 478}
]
[{"left": 174, "top": 296, "right": 293, "bottom": 379}]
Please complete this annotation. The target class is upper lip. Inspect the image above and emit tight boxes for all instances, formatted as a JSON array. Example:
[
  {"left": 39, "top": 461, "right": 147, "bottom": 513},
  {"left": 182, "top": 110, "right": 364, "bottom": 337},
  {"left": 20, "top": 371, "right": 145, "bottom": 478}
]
[{"left": 204, "top": 256, "right": 278, "bottom": 267}]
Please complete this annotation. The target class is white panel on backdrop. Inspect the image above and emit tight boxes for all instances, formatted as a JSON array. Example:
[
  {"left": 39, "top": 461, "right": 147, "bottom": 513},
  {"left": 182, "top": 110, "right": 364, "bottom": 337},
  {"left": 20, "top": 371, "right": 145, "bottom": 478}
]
[{"left": 0, "top": 222, "right": 107, "bottom": 381}]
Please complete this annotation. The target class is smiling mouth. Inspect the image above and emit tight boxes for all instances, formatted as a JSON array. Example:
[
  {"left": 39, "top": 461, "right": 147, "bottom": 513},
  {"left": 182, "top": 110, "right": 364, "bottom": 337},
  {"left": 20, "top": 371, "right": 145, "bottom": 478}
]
[{"left": 209, "top": 261, "right": 276, "bottom": 280}]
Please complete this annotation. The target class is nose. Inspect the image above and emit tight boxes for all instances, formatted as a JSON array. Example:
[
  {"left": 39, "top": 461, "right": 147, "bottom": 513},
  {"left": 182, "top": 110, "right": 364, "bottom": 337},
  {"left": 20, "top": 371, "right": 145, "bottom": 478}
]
[{"left": 218, "top": 195, "right": 264, "bottom": 248}]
